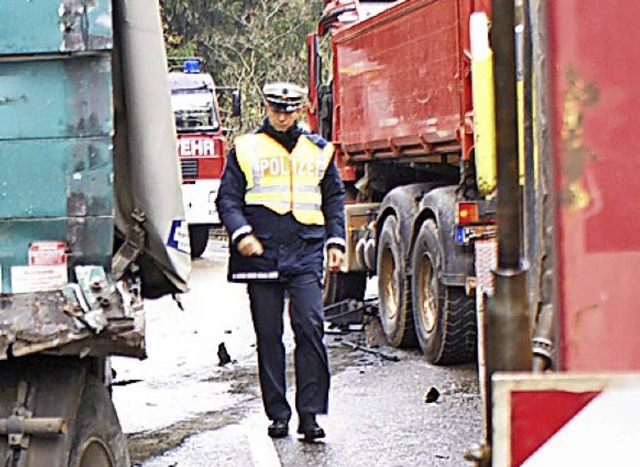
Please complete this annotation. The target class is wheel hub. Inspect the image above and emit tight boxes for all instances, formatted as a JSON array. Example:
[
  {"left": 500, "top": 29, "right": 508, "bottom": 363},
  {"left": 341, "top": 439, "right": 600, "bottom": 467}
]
[
  {"left": 381, "top": 246, "right": 398, "bottom": 321},
  {"left": 419, "top": 254, "right": 437, "bottom": 333}
]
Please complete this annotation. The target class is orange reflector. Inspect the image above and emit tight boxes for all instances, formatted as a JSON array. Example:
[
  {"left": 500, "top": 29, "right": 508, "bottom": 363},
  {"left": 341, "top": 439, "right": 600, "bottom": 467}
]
[{"left": 457, "top": 202, "right": 479, "bottom": 225}]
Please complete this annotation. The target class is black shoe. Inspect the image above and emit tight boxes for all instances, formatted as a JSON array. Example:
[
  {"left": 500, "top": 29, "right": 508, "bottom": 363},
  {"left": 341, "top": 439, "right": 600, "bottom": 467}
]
[
  {"left": 297, "top": 414, "right": 325, "bottom": 441},
  {"left": 268, "top": 420, "right": 289, "bottom": 438}
]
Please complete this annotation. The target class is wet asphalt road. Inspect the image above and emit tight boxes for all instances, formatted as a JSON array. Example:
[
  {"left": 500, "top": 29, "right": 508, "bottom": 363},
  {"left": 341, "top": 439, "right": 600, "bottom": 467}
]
[{"left": 112, "top": 240, "right": 483, "bottom": 466}]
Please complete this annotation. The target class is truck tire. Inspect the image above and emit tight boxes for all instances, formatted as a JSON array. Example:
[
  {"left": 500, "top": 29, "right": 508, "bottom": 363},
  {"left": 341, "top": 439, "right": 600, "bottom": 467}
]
[
  {"left": 323, "top": 271, "right": 367, "bottom": 306},
  {"left": 68, "top": 375, "right": 130, "bottom": 467},
  {"left": 411, "top": 220, "right": 476, "bottom": 364},
  {"left": 189, "top": 225, "right": 209, "bottom": 258},
  {"left": 377, "top": 216, "right": 416, "bottom": 347}
]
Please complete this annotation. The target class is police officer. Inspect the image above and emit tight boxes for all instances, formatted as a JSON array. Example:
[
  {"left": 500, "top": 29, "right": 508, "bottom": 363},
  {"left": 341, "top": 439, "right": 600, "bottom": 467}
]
[{"left": 215, "top": 81, "right": 346, "bottom": 440}]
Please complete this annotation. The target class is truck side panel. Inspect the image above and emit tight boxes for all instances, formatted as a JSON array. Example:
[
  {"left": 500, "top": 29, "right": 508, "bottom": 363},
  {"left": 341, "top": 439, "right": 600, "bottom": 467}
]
[
  {"left": 0, "top": 0, "right": 145, "bottom": 362},
  {"left": 333, "top": 0, "right": 469, "bottom": 159},
  {"left": 549, "top": 0, "right": 640, "bottom": 370},
  {"left": 0, "top": 56, "right": 114, "bottom": 294},
  {"left": 0, "top": 59, "right": 114, "bottom": 140},
  {"left": 0, "top": 0, "right": 113, "bottom": 55}
]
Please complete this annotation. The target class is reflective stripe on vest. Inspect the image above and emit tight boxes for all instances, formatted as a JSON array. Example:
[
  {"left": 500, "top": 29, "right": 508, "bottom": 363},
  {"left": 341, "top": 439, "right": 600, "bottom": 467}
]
[{"left": 235, "top": 133, "right": 334, "bottom": 225}]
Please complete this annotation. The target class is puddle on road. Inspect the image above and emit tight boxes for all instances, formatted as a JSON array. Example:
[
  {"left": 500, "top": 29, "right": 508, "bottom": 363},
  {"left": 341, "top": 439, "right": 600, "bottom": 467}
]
[
  {"left": 127, "top": 406, "right": 248, "bottom": 465},
  {"left": 116, "top": 364, "right": 258, "bottom": 464}
]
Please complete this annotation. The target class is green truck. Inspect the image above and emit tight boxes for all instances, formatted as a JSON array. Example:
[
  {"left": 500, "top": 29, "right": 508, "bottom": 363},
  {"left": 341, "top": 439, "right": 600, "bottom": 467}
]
[{"left": 0, "top": 1, "right": 190, "bottom": 465}]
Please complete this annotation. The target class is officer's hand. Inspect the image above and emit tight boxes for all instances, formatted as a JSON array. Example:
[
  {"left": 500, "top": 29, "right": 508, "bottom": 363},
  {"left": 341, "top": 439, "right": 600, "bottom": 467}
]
[
  {"left": 237, "top": 235, "right": 264, "bottom": 257},
  {"left": 327, "top": 247, "right": 345, "bottom": 272}
]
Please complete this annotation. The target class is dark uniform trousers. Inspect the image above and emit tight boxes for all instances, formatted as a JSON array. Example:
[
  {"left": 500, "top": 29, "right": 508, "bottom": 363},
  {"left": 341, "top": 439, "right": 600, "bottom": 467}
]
[{"left": 247, "top": 272, "right": 330, "bottom": 422}]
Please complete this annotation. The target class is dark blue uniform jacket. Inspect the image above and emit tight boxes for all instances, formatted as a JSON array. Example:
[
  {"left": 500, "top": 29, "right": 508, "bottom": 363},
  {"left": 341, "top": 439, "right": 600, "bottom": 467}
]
[{"left": 215, "top": 119, "right": 346, "bottom": 282}]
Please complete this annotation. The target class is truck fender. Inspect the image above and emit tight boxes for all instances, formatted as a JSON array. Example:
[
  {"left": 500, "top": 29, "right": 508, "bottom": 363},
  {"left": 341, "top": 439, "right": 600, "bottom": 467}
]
[
  {"left": 412, "top": 185, "right": 475, "bottom": 287},
  {"left": 377, "top": 183, "right": 445, "bottom": 270}
]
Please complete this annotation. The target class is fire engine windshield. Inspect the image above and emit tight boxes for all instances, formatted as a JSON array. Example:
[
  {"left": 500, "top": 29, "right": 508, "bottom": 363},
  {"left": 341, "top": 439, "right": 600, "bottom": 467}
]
[{"left": 169, "top": 72, "right": 221, "bottom": 132}]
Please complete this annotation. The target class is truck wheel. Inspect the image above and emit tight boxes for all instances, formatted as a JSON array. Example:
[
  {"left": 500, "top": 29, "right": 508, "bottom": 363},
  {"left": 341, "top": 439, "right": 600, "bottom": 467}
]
[
  {"left": 189, "top": 225, "right": 209, "bottom": 258},
  {"left": 323, "top": 271, "right": 367, "bottom": 305},
  {"left": 68, "top": 376, "right": 130, "bottom": 467},
  {"left": 377, "top": 216, "right": 416, "bottom": 347},
  {"left": 411, "top": 220, "right": 476, "bottom": 364}
]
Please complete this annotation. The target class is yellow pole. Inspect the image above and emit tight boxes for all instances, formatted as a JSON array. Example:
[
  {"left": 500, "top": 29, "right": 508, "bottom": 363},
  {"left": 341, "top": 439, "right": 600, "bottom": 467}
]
[{"left": 470, "top": 12, "right": 497, "bottom": 196}]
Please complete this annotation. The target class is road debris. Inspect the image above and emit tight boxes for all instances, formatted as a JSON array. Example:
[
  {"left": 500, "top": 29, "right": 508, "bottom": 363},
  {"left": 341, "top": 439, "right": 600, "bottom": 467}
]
[
  {"left": 340, "top": 341, "right": 400, "bottom": 362},
  {"left": 217, "top": 342, "right": 235, "bottom": 366},
  {"left": 423, "top": 386, "right": 441, "bottom": 403}
]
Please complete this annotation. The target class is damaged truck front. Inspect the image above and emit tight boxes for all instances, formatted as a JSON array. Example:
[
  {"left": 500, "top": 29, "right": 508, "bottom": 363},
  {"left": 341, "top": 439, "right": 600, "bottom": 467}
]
[{"left": 0, "top": 1, "right": 191, "bottom": 465}]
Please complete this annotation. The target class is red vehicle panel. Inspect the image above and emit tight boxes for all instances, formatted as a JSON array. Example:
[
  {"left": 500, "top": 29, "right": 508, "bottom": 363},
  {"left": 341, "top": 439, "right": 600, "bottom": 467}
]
[
  {"left": 177, "top": 133, "right": 226, "bottom": 180},
  {"left": 332, "top": 0, "right": 473, "bottom": 161},
  {"left": 549, "top": 0, "right": 640, "bottom": 371}
]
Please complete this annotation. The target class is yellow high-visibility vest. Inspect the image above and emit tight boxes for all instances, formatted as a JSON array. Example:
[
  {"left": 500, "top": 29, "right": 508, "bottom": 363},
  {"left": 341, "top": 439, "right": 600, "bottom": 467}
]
[{"left": 235, "top": 133, "right": 334, "bottom": 225}]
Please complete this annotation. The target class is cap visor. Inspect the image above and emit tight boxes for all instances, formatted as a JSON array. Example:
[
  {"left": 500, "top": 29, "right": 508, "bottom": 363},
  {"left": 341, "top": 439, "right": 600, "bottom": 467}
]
[{"left": 267, "top": 102, "right": 301, "bottom": 113}]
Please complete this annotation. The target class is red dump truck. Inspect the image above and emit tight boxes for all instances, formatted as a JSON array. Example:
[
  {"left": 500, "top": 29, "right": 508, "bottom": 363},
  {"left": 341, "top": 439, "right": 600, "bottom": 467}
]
[
  {"left": 311, "top": 1, "right": 640, "bottom": 465},
  {"left": 308, "top": 0, "right": 494, "bottom": 364}
]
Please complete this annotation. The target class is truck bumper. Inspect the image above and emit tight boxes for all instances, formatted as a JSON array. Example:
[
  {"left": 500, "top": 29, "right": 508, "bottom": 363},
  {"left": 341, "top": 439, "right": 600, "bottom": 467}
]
[{"left": 0, "top": 270, "right": 145, "bottom": 361}]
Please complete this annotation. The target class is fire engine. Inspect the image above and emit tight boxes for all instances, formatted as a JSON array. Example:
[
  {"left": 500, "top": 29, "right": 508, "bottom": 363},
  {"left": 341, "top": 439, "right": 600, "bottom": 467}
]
[
  {"left": 309, "top": 0, "right": 640, "bottom": 464},
  {"left": 168, "top": 58, "right": 241, "bottom": 257}
]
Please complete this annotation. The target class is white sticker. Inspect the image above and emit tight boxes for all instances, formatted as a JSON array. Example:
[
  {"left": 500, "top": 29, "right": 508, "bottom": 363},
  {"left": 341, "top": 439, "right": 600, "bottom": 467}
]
[
  {"left": 28, "top": 241, "right": 68, "bottom": 266},
  {"left": 167, "top": 220, "right": 191, "bottom": 254},
  {"left": 10, "top": 265, "right": 68, "bottom": 294}
]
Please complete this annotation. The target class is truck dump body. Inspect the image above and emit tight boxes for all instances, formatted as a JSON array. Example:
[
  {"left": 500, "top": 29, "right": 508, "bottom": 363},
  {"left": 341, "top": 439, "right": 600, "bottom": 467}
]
[
  {"left": 333, "top": 0, "right": 471, "bottom": 161},
  {"left": 305, "top": 0, "right": 494, "bottom": 366},
  {"left": 0, "top": 4, "right": 115, "bottom": 285},
  {"left": 0, "top": 0, "right": 188, "bottom": 359},
  {"left": 0, "top": 2, "right": 183, "bottom": 464},
  {"left": 0, "top": 1, "right": 131, "bottom": 359}
]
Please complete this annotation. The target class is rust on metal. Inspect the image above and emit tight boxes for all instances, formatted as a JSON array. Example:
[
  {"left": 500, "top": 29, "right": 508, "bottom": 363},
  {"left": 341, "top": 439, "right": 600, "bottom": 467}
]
[
  {"left": 0, "top": 289, "right": 145, "bottom": 360},
  {"left": 388, "top": 138, "right": 401, "bottom": 157},
  {"left": 60, "top": 0, "right": 89, "bottom": 51},
  {"left": 418, "top": 133, "right": 433, "bottom": 153},
  {"left": 60, "top": 0, "right": 113, "bottom": 52},
  {"left": 560, "top": 67, "right": 599, "bottom": 212}
]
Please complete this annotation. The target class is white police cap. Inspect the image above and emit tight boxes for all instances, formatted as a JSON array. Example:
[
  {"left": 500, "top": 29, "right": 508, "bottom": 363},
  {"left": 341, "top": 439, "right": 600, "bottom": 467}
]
[{"left": 262, "top": 81, "right": 307, "bottom": 113}]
